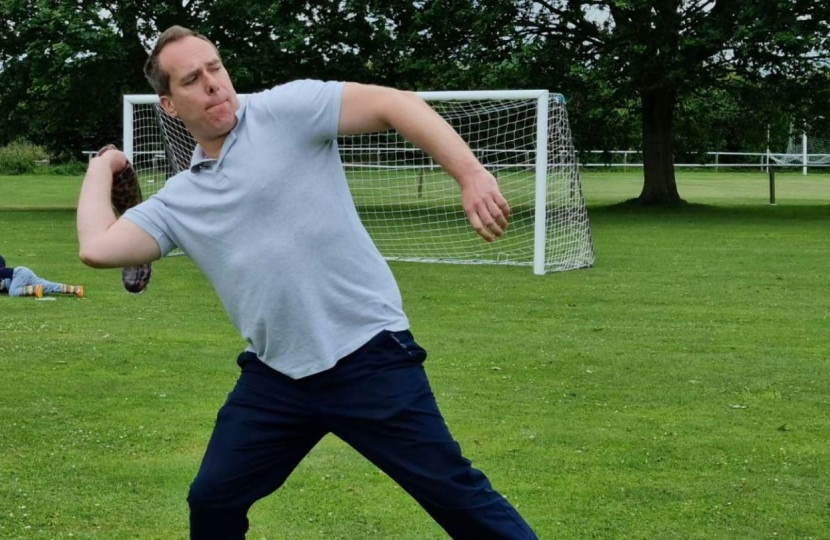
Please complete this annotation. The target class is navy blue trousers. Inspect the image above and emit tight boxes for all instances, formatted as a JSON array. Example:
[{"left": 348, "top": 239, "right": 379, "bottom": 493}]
[{"left": 188, "top": 330, "right": 538, "bottom": 539}]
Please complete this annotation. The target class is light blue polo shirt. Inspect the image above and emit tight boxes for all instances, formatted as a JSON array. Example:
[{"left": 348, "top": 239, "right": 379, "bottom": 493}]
[{"left": 124, "top": 80, "right": 409, "bottom": 379}]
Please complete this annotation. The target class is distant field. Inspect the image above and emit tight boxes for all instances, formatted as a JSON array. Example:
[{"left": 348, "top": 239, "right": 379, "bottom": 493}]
[
  {"left": 581, "top": 169, "right": 830, "bottom": 206},
  {"left": 0, "top": 171, "right": 828, "bottom": 539},
  {"left": 3, "top": 169, "right": 828, "bottom": 209}
]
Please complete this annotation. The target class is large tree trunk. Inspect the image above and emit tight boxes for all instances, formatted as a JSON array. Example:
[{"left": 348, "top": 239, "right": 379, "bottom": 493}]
[{"left": 638, "top": 86, "right": 683, "bottom": 204}]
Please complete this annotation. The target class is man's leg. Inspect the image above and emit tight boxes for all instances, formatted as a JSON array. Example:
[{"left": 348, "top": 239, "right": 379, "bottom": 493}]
[
  {"left": 189, "top": 352, "right": 326, "bottom": 540},
  {"left": 322, "top": 331, "right": 538, "bottom": 540}
]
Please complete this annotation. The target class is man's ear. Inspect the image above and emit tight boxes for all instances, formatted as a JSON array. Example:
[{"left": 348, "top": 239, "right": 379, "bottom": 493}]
[{"left": 160, "top": 95, "right": 178, "bottom": 118}]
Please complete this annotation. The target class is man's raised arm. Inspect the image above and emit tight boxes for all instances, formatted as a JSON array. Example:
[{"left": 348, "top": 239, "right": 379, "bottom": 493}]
[
  {"left": 77, "top": 151, "right": 161, "bottom": 268},
  {"left": 338, "top": 83, "right": 510, "bottom": 242}
]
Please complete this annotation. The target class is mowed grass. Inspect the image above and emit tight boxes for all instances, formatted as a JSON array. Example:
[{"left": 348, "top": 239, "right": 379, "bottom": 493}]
[{"left": 1, "top": 170, "right": 829, "bottom": 539}]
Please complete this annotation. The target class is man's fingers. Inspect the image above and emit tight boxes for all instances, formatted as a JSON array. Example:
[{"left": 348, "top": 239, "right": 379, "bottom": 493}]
[
  {"left": 486, "top": 199, "right": 509, "bottom": 232},
  {"left": 461, "top": 175, "right": 511, "bottom": 242},
  {"left": 467, "top": 211, "right": 495, "bottom": 242},
  {"left": 96, "top": 144, "right": 117, "bottom": 157},
  {"left": 476, "top": 205, "right": 503, "bottom": 240},
  {"left": 108, "top": 155, "right": 129, "bottom": 177},
  {"left": 92, "top": 146, "right": 128, "bottom": 176},
  {"left": 497, "top": 194, "right": 511, "bottom": 219},
  {"left": 480, "top": 216, "right": 503, "bottom": 238}
]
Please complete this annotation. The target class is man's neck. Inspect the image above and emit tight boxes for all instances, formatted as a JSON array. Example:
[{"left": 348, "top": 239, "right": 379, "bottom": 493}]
[{"left": 199, "top": 136, "right": 227, "bottom": 160}]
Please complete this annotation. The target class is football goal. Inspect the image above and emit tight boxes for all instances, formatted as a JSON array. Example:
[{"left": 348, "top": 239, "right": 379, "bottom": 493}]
[
  {"left": 123, "top": 90, "right": 594, "bottom": 275},
  {"left": 768, "top": 132, "right": 830, "bottom": 175}
]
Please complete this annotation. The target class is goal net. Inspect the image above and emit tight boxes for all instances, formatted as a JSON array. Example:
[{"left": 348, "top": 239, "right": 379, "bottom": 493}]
[
  {"left": 124, "top": 90, "right": 594, "bottom": 274},
  {"left": 769, "top": 133, "right": 830, "bottom": 170}
]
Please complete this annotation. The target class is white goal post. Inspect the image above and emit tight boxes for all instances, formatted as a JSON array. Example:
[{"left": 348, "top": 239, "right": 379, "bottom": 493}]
[
  {"left": 768, "top": 132, "right": 830, "bottom": 175},
  {"left": 123, "top": 90, "right": 594, "bottom": 275}
]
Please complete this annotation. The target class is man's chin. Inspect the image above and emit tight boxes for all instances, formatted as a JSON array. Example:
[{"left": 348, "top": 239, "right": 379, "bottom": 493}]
[{"left": 215, "top": 116, "right": 238, "bottom": 136}]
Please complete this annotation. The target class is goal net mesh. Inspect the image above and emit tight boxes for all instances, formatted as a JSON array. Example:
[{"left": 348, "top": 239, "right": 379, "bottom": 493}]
[
  {"left": 127, "top": 93, "right": 594, "bottom": 273},
  {"left": 769, "top": 135, "right": 830, "bottom": 167}
]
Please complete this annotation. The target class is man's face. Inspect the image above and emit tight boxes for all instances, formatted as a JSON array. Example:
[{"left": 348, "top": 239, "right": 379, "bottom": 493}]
[{"left": 158, "top": 36, "right": 239, "bottom": 143}]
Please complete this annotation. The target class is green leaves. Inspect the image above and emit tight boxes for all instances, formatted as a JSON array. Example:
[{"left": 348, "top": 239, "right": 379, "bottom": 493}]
[{"left": 0, "top": 0, "right": 828, "bottom": 169}]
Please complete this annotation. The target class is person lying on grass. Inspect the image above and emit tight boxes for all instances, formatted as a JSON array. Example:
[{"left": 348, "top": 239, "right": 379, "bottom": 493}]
[{"left": 0, "top": 254, "right": 84, "bottom": 299}]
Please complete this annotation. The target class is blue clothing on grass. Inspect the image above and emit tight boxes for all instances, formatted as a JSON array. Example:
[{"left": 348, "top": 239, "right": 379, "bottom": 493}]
[{"left": 1, "top": 266, "right": 65, "bottom": 297}]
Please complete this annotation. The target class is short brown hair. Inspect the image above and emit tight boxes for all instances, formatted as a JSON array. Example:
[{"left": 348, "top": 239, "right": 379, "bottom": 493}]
[{"left": 144, "top": 25, "right": 219, "bottom": 95}]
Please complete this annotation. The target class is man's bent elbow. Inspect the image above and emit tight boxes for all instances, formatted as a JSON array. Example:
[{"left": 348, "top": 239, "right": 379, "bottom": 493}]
[
  {"left": 79, "top": 245, "right": 116, "bottom": 269},
  {"left": 79, "top": 248, "right": 103, "bottom": 268},
  {"left": 399, "top": 89, "right": 425, "bottom": 106}
]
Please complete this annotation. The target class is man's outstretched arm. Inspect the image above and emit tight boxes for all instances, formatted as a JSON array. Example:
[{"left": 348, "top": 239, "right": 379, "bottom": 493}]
[
  {"left": 77, "top": 151, "right": 161, "bottom": 268},
  {"left": 338, "top": 83, "right": 510, "bottom": 242}
]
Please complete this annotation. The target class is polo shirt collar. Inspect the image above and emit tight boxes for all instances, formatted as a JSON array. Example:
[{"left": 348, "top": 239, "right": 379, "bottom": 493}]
[{"left": 189, "top": 96, "right": 249, "bottom": 173}]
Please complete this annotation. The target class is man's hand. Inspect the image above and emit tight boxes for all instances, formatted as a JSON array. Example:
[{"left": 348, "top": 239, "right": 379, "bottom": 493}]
[
  {"left": 77, "top": 146, "right": 160, "bottom": 270},
  {"left": 460, "top": 170, "right": 510, "bottom": 242},
  {"left": 338, "top": 84, "right": 511, "bottom": 242},
  {"left": 91, "top": 145, "right": 128, "bottom": 177}
]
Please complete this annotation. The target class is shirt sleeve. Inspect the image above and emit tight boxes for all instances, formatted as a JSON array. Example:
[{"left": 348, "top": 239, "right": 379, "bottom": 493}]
[
  {"left": 122, "top": 197, "right": 177, "bottom": 257},
  {"left": 258, "top": 80, "right": 345, "bottom": 145}
]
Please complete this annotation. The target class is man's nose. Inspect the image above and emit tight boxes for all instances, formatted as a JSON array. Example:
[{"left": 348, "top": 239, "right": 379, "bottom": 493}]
[{"left": 205, "top": 74, "right": 218, "bottom": 94}]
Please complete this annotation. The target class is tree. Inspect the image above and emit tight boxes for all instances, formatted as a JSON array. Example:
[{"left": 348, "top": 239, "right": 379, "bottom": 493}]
[
  {"left": 0, "top": 0, "right": 427, "bottom": 157},
  {"left": 514, "top": 0, "right": 830, "bottom": 204},
  {"left": 3, "top": 0, "right": 828, "bottom": 173},
  {"left": 0, "top": 1, "right": 131, "bottom": 158}
]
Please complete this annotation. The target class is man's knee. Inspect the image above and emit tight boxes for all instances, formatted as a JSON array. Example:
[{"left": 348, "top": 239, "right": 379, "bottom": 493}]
[
  {"left": 187, "top": 475, "right": 240, "bottom": 511},
  {"left": 188, "top": 480, "right": 249, "bottom": 540},
  {"left": 187, "top": 467, "right": 288, "bottom": 512},
  {"left": 188, "top": 477, "right": 216, "bottom": 512}
]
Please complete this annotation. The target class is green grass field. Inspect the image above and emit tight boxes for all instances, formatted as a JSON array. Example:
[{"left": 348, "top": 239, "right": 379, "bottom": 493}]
[{"left": 1, "top": 170, "right": 828, "bottom": 539}]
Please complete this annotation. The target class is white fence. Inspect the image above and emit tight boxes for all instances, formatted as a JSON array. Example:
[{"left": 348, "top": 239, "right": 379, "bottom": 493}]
[
  {"left": 84, "top": 147, "right": 830, "bottom": 175},
  {"left": 579, "top": 150, "right": 830, "bottom": 174}
]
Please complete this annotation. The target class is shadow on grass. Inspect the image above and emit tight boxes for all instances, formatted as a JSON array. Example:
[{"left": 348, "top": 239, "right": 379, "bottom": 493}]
[
  {"left": 0, "top": 207, "right": 77, "bottom": 212},
  {"left": 2, "top": 201, "right": 825, "bottom": 224},
  {"left": 0, "top": 205, "right": 77, "bottom": 216},
  {"left": 590, "top": 199, "right": 830, "bottom": 221}
]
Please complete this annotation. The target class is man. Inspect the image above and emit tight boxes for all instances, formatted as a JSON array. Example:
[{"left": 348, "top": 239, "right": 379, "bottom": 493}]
[
  {"left": 0, "top": 254, "right": 84, "bottom": 298},
  {"left": 78, "top": 25, "right": 538, "bottom": 540}
]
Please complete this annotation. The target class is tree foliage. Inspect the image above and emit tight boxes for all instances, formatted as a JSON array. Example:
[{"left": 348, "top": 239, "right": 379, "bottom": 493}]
[
  {"left": 512, "top": 0, "right": 830, "bottom": 203},
  {"left": 1, "top": 0, "right": 828, "bottom": 200}
]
